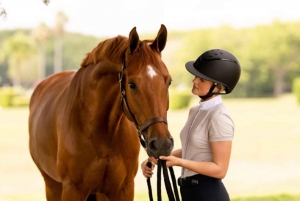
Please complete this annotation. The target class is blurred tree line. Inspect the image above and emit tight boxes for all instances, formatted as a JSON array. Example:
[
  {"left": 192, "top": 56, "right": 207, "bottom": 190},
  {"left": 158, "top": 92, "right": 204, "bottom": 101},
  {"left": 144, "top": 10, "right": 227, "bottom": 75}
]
[
  {"left": 1, "top": 19, "right": 300, "bottom": 100},
  {"left": 169, "top": 20, "right": 300, "bottom": 98},
  {"left": 0, "top": 11, "right": 101, "bottom": 89},
  {"left": 0, "top": 29, "right": 100, "bottom": 87}
]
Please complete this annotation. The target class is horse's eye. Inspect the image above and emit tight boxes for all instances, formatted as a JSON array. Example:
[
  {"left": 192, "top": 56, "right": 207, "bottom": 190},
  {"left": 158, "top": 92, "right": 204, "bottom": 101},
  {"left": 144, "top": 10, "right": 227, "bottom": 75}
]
[
  {"left": 169, "top": 79, "right": 172, "bottom": 86},
  {"left": 129, "top": 83, "right": 136, "bottom": 89}
]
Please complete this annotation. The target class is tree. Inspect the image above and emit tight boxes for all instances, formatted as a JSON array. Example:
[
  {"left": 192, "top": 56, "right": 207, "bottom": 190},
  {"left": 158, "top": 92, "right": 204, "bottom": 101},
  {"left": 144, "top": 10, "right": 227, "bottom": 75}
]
[
  {"left": 1, "top": 32, "right": 37, "bottom": 86},
  {"left": 250, "top": 21, "right": 300, "bottom": 97},
  {"left": 32, "top": 23, "right": 51, "bottom": 81},
  {"left": 53, "top": 11, "right": 68, "bottom": 73},
  {"left": 0, "top": 2, "right": 6, "bottom": 18},
  {"left": 43, "top": 0, "right": 50, "bottom": 5}
]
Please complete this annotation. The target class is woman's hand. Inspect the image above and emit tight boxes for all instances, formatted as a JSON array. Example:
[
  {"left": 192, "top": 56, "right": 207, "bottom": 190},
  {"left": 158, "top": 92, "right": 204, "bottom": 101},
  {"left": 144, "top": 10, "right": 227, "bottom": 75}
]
[
  {"left": 159, "top": 156, "right": 181, "bottom": 167},
  {"left": 141, "top": 157, "right": 157, "bottom": 179}
]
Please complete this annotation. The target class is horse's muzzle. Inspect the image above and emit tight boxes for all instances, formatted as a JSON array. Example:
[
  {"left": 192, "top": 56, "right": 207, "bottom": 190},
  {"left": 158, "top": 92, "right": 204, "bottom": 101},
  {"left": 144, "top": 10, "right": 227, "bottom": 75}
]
[{"left": 147, "top": 136, "right": 174, "bottom": 158}]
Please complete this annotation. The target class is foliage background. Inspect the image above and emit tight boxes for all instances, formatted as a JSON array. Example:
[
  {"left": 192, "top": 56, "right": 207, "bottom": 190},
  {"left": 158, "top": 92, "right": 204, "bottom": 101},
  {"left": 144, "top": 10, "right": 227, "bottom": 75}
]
[{"left": 1, "top": 20, "right": 300, "bottom": 103}]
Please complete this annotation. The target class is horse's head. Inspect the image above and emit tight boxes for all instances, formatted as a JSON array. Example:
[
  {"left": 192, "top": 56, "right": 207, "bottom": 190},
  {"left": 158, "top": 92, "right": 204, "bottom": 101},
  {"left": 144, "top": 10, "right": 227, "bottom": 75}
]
[{"left": 120, "top": 24, "right": 174, "bottom": 158}]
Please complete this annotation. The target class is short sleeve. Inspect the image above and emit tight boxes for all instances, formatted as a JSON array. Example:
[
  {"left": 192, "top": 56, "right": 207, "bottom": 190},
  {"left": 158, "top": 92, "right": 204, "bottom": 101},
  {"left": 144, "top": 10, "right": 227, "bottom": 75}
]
[{"left": 208, "top": 110, "right": 234, "bottom": 142}]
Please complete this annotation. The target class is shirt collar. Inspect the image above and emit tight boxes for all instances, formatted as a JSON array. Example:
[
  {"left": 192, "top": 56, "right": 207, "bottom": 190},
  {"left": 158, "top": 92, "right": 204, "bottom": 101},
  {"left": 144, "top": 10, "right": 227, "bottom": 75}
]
[{"left": 199, "top": 95, "right": 222, "bottom": 110}]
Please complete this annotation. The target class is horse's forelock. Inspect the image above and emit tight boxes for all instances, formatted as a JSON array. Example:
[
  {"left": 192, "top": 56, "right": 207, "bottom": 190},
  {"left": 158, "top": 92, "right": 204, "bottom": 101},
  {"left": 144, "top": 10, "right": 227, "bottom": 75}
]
[{"left": 126, "top": 40, "right": 164, "bottom": 73}]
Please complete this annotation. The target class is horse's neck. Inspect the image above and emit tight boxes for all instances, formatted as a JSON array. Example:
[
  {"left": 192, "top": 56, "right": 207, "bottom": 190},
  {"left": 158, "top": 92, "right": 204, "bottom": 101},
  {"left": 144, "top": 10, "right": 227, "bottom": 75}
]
[
  {"left": 66, "top": 62, "right": 123, "bottom": 130},
  {"left": 68, "top": 36, "right": 128, "bottom": 132}
]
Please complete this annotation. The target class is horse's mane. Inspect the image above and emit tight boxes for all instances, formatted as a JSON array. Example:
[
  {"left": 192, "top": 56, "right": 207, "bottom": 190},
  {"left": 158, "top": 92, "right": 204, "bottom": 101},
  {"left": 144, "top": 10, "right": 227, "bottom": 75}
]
[
  {"left": 80, "top": 35, "right": 127, "bottom": 68},
  {"left": 80, "top": 36, "right": 155, "bottom": 68}
]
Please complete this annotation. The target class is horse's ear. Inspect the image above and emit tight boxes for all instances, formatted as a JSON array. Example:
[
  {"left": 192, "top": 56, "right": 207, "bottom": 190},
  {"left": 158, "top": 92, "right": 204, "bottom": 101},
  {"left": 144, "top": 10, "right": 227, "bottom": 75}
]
[
  {"left": 151, "top": 24, "right": 167, "bottom": 52},
  {"left": 128, "top": 27, "right": 139, "bottom": 54}
]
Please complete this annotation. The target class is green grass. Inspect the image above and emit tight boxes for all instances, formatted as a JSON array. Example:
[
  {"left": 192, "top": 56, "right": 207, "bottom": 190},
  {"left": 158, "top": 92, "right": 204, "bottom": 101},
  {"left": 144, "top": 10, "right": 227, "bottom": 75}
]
[
  {"left": 231, "top": 194, "right": 300, "bottom": 201},
  {"left": 135, "top": 193, "right": 300, "bottom": 201},
  {"left": 1, "top": 94, "right": 300, "bottom": 200},
  {"left": 2, "top": 193, "right": 300, "bottom": 201},
  {"left": 2, "top": 194, "right": 45, "bottom": 201},
  {"left": 136, "top": 193, "right": 300, "bottom": 201},
  {"left": 134, "top": 193, "right": 169, "bottom": 201}
]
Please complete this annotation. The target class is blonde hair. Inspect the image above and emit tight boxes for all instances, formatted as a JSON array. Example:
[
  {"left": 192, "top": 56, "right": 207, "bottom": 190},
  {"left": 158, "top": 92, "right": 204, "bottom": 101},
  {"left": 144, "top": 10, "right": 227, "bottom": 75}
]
[{"left": 215, "top": 83, "right": 226, "bottom": 93}]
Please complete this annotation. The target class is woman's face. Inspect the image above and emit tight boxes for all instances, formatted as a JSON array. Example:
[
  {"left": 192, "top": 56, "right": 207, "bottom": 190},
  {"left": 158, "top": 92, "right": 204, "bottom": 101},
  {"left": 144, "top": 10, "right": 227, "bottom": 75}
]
[{"left": 192, "top": 76, "right": 214, "bottom": 96}]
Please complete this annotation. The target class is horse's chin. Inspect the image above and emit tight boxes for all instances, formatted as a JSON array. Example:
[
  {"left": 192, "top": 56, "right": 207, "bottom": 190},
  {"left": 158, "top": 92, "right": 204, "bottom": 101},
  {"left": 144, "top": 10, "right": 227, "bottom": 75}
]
[{"left": 147, "top": 150, "right": 172, "bottom": 159}]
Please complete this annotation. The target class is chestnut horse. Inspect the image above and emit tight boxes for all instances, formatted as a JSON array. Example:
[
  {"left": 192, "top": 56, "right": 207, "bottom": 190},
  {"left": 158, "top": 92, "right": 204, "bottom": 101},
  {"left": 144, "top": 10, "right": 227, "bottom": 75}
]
[{"left": 29, "top": 24, "right": 174, "bottom": 201}]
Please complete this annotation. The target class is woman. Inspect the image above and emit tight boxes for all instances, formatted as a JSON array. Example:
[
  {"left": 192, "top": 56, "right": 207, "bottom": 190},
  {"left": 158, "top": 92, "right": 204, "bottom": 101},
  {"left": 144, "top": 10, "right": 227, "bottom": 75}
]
[{"left": 141, "top": 49, "right": 241, "bottom": 201}]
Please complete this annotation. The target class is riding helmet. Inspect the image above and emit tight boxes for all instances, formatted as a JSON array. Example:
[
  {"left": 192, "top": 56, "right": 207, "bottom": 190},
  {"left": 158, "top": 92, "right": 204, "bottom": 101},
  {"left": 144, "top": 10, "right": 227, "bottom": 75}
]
[{"left": 185, "top": 49, "right": 241, "bottom": 94}]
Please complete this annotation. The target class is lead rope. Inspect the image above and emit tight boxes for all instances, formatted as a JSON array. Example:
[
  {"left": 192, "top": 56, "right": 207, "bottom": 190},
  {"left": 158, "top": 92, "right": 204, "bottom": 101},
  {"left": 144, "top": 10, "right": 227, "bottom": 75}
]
[
  {"left": 146, "top": 161, "right": 154, "bottom": 201},
  {"left": 146, "top": 160, "right": 180, "bottom": 201},
  {"left": 167, "top": 163, "right": 180, "bottom": 201}
]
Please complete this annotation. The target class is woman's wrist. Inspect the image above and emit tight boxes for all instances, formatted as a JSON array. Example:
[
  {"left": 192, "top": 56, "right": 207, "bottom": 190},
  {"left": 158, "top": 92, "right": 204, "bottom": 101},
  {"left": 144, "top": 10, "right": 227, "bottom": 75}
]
[{"left": 178, "top": 158, "right": 184, "bottom": 167}]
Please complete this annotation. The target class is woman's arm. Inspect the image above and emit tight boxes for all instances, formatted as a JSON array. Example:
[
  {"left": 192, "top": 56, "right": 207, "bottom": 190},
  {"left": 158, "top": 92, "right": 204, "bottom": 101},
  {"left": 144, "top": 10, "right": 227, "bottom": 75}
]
[
  {"left": 171, "top": 148, "right": 182, "bottom": 158},
  {"left": 160, "top": 141, "right": 232, "bottom": 179}
]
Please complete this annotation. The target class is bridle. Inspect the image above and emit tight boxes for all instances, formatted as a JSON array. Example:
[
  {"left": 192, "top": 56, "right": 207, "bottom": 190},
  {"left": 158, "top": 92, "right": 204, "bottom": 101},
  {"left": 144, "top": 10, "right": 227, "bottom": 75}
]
[
  {"left": 118, "top": 56, "right": 168, "bottom": 150},
  {"left": 119, "top": 56, "right": 180, "bottom": 201}
]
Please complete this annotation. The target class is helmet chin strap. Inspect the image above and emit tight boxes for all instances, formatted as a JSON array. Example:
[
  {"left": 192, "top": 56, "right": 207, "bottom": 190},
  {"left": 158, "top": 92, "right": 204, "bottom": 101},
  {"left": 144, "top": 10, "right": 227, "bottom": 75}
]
[{"left": 199, "top": 83, "right": 217, "bottom": 100}]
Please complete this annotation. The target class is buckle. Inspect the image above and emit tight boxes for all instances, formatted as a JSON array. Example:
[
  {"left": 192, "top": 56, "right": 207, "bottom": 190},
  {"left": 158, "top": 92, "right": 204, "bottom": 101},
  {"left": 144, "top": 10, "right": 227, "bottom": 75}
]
[
  {"left": 177, "top": 177, "right": 184, "bottom": 186},
  {"left": 191, "top": 179, "right": 199, "bottom": 185}
]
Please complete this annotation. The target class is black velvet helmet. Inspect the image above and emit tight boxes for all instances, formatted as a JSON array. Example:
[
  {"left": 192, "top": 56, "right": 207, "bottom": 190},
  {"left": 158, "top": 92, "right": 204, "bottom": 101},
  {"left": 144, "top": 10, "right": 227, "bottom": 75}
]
[{"left": 185, "top": 49, "right": 241, "bottom": 94}]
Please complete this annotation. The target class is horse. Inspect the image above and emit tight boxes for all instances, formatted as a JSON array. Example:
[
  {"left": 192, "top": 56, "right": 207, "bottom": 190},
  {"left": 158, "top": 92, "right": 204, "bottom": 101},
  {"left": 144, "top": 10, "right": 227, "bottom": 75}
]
[{"left": 28, "top": 24, "right": 174, "bottom": 201}]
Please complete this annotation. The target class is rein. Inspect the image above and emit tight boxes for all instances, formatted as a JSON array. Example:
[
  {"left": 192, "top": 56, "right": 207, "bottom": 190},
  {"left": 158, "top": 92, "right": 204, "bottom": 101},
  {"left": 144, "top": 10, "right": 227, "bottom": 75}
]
[
  {"left": 146, "top": 160, "right": 180, "bottom": 201},
  {"left": 118, "top": 57, "right": 180, "bottom": 200}
]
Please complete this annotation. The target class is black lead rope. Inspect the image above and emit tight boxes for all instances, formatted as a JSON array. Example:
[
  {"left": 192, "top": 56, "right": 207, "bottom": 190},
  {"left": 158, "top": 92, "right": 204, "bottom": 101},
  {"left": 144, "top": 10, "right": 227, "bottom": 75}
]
[
  {"left": 146, "top": 161, "right": 154, "bottom": 201},
  {"left": 168, "top": 165, "right": 180, "bottom": 201},
  {"left": 157, "top": 160, "right": 162, "bottom": 201},
  {"left": 162, "top": 160, "right": 174, "bottom": 201},
  {"left": 146, "top": 160, "right": 180, "bottom": 201}
]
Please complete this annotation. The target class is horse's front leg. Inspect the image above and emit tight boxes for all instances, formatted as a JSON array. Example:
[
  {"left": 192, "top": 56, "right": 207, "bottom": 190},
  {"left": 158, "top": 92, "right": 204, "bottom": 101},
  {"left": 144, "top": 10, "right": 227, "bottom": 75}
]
[
  {"left": 61, "top": 182, "right": 90, "bottom": 201},
  {"left": 106, "top": 181, "right": 134, "bottom": 201}
]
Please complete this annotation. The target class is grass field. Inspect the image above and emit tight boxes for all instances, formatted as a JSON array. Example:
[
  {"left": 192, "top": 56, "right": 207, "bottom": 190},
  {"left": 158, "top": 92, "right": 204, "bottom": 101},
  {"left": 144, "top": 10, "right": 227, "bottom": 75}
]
[{"left": 1, "top": 94, "right": 300, "bottom": 200}]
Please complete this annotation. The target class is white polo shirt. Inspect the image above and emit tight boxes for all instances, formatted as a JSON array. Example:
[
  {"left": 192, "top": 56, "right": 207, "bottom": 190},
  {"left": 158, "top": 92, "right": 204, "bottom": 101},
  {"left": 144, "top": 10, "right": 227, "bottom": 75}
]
[{"left": 180, "top": 95, "right": 234, "bottom": 177}]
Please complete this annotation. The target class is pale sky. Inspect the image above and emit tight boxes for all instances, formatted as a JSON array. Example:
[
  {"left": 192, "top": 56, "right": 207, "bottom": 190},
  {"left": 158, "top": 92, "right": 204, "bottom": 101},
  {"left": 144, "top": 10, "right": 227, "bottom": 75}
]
[{"left": 1, "top": 0, "right": 300, "bottom": 37}]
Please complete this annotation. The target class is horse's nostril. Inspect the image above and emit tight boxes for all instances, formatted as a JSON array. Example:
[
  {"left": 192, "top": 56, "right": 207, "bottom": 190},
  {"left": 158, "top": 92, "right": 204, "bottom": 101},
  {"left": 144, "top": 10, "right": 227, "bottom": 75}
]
[
  {"left": 170, "top": 137, "right": 174, "bottom": 144},
  {"left": 149, "top": 140, "right": 158, "bottom": 151},
  {"left": 168, "top": 137, "right": 174, "bottom": 148},
  {"left": 148, "top": 137, "right": 174, "bottom": 153}
]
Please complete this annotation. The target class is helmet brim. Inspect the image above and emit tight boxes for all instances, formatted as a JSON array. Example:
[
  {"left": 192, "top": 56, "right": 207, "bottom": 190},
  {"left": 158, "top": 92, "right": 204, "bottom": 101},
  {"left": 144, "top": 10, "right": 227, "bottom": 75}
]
[
  {"left": 185, "top": 61, "right": 220, "bottom": 84},
  {"left": 185, "top": 61, "right": 231, "bottom": 94}
]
